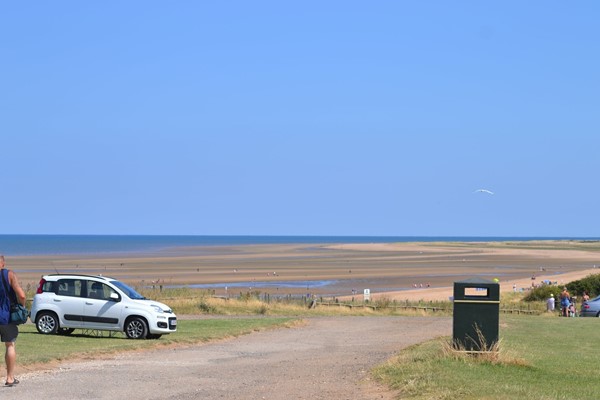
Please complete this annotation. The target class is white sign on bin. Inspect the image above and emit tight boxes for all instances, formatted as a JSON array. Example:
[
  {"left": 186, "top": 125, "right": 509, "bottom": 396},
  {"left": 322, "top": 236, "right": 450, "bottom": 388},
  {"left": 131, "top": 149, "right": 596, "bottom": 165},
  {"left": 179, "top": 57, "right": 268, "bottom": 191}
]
[{"left": 364, "top": 289, "right": 370, "bottom": 301}]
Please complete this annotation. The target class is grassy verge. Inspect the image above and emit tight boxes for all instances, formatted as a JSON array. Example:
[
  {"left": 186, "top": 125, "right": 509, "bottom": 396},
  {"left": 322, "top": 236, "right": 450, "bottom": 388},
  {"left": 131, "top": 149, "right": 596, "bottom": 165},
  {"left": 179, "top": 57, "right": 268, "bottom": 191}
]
[
  {"left": 373, "top": 314, "right": 599, "bottom": 400},
  {"left": 132, "top": 287, "right": 555, "bottom": 316},
  {"left": 137, "top": 288, "right": 443, "bottom": 316},
  {"left": 17, "top": 317, "right": 295, "bottom": 367}
]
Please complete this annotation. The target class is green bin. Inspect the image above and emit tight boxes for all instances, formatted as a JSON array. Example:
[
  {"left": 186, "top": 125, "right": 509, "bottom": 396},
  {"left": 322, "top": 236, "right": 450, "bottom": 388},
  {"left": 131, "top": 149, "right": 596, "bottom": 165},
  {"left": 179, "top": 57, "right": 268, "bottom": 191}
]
[{"left": 452, "top": 277, "right": 499, "bottom": 351}]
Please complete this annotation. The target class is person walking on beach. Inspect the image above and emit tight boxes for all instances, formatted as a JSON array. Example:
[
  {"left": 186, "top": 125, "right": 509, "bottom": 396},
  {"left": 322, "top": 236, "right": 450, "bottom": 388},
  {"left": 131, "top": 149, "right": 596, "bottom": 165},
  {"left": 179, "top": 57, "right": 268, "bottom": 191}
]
[{"left": 0, "top": 255, "right": 26, "bottom": 386}]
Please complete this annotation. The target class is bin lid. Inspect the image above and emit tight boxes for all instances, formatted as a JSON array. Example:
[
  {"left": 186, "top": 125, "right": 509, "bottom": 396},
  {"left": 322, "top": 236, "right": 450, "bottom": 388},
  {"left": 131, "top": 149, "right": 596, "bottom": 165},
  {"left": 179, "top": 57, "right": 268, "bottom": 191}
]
[
  {"left": 454, "top": 277, "right": 498, "bottom": 285},
  {"left": 453, "top": 277, "right": 500, "bottom": 301}
]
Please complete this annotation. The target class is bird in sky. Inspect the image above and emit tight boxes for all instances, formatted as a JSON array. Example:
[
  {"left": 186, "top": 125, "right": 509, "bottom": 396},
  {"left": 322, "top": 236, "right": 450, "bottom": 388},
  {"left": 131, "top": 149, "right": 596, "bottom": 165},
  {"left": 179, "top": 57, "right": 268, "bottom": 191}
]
[{"left": 474, "top": 189, "right": 494, "bottom": 195}]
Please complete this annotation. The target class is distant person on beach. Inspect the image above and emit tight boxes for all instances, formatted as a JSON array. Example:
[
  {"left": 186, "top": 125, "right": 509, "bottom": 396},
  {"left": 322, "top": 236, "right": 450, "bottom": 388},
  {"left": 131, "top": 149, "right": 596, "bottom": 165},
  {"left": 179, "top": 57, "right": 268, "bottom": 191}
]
[
  {"left": 547, "top": 294, "right": 555, "bottom": 312},
  {"left": 560, "top": 287, "right": 570, "bottom": 317},
  {"left": 0, "top": 255, "right": 26, "bottom": 387}
]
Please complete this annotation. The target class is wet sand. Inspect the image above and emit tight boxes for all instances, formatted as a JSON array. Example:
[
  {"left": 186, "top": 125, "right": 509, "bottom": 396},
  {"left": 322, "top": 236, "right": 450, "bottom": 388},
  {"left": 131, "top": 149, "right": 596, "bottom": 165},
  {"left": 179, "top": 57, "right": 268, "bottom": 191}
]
[{"left": 6, "top": 241, "right": 600, "bottom": 300}]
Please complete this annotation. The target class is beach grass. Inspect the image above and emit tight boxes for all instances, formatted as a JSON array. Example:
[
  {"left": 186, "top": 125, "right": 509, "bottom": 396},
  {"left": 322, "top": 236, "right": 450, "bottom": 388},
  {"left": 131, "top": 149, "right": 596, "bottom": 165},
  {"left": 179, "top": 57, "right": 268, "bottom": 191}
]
[
  {"left": 139, "top": 286, "right": 551, "bottom": 316},
  {"left": 373, "top": 314, "right": 599, "bottom": 400},
  {"left": 16, "top": 317, "right": 296, "bottom": 367},
  {"left": 133, "top": 287, "right": 439, "bottom": 316}
]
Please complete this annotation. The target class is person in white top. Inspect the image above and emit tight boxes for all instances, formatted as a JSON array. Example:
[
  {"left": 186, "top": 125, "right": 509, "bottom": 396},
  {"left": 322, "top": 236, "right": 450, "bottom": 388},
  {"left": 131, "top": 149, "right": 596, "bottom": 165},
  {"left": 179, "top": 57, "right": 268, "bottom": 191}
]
[{"left": 547, "top": 293, "right": 555, "bottom": 312}]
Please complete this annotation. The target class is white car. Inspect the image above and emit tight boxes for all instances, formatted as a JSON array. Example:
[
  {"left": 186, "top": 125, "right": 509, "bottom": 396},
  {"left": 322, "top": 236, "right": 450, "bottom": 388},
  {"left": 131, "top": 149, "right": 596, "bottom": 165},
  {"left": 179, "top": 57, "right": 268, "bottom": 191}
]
[{"left": 30, "top": 274, "right": 177, "bottom": 339}]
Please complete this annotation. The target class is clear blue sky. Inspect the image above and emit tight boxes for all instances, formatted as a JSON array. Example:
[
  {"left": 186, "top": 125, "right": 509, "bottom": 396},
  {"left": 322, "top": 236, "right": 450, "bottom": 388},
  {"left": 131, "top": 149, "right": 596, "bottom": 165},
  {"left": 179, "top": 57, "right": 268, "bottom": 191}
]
[{"left": 1, "top": 2, "right": 599, "bottom": 236}]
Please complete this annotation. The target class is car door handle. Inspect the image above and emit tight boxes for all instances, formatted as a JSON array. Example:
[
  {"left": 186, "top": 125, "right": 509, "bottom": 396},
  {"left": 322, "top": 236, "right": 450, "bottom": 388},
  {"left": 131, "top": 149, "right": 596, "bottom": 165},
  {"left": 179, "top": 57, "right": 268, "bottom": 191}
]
[{"left": 85, "top": 302, "right": 94, "bottom": 305}]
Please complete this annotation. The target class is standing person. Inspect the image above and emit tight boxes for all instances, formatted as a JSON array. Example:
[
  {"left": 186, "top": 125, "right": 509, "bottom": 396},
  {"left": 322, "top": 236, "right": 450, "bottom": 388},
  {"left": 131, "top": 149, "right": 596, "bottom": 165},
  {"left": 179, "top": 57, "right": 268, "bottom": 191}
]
[
  {"left": 583, "top": 291, "right": 590, "bottom": 302},
  {"left": 568, "top": 298, "right": 577, "bottom": 317},
  {"left": 547, "top": 293, "right": 555, "bottom": 312},
  {"left": 560, "top": 287, "right": 570, "bottom": 317},
  {"left": 0, "top": 255, "right": 26, "bottom": 387}
]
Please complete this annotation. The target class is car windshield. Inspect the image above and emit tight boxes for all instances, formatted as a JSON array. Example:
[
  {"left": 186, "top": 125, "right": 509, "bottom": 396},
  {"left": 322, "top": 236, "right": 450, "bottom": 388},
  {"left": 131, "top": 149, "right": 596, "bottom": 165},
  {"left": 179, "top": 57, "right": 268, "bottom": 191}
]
[{"left": 110, "top": 280, "right": 146, "bottom": 300}]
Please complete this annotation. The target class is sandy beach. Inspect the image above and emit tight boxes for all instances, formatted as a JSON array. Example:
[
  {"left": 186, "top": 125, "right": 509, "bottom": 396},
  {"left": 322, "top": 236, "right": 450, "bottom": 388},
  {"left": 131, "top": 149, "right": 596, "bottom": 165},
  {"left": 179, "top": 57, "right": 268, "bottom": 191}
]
[{"left": 6, "top": 241, "right": 600, "bottom": 301}]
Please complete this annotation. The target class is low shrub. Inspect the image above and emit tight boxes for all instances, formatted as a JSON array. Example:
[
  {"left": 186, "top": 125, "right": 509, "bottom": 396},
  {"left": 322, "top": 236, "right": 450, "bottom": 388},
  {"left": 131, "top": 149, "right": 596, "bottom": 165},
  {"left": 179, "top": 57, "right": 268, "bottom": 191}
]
[
  {"left": 523, "top": 285, "right": 561, "bottom": 302},
  {"left": 198, "top": 300, "right": 218, "bottom": 314},
  {"left": 567, "top": 273, "right": 600, "bottom": 297},
  {"left": 524, "top": 273, "right": 600, "bottom": 302}
]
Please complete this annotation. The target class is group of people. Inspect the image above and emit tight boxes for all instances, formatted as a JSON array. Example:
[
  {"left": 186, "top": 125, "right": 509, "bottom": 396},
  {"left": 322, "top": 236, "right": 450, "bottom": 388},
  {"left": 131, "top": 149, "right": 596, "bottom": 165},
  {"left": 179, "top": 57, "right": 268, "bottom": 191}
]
[
  {"left": 0, "top": 255, "right": 26, "bottom": 387},
  {"left": 547, "top": 287, "right": 590, "bottom": 317}
]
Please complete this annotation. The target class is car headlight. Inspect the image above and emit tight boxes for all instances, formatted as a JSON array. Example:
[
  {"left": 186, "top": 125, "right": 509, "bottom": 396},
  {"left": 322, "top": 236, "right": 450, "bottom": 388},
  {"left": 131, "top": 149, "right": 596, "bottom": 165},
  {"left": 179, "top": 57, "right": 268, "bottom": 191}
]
[{"left": 151, "top": 304, "right": 164, "bottom": 313}]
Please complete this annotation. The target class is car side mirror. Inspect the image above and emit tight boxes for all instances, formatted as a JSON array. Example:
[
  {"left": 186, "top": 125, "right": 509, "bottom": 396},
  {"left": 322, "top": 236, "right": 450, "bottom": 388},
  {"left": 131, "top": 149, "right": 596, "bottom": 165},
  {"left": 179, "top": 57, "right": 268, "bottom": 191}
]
[{"left": 110, "top": 292, "right": 120, "bottom": 302}]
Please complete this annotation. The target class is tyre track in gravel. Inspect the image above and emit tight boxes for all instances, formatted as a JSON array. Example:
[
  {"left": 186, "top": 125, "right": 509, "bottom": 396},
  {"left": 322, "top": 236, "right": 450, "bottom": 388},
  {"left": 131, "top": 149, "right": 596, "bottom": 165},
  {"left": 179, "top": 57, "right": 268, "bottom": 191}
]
[{"left": 13, "top": 316, "right": 451, "bottom": 400}]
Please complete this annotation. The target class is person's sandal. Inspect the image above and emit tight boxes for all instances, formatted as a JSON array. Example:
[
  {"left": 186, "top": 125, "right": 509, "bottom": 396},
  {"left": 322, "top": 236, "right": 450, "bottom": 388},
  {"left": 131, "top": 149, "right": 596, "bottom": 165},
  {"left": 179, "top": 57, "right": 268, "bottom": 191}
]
[{"left": 5, "top": 378, "right": 19, "bottom": 387}]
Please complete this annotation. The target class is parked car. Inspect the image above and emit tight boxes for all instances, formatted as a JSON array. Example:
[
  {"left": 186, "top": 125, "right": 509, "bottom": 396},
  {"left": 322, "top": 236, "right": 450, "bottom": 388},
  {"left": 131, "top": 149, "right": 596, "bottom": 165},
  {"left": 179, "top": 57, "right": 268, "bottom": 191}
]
[
  {"left": 579, "top": 295, "right": 600, "bottom": 317},
  {"left": 30, "top": 274, "right": 177, "bottom": 339}
]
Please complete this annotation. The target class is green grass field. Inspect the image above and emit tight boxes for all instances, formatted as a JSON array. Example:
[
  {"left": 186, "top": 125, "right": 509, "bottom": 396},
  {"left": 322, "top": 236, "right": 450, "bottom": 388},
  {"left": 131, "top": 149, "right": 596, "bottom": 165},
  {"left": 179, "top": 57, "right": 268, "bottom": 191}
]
[{"left": 373, "top": 314, "right": 599, "bottom": 400}]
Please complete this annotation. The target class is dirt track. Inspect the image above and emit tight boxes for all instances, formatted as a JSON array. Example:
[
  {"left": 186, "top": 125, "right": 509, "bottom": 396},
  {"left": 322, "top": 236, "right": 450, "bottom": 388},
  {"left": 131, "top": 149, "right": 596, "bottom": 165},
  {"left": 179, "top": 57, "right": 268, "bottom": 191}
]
[{"left": 13, "top": 316, "right": 451, "bottom": 400}]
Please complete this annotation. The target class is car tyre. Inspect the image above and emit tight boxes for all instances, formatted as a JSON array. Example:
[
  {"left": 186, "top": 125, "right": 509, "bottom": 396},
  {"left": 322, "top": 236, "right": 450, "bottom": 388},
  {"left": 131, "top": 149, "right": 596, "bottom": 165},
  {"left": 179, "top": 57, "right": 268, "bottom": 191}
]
[
  {"left": 125, "top": 317, "right": 148, "bottom": 339},
  {"left": 36, "top": 312, "right": 59, "bottom": 335}
]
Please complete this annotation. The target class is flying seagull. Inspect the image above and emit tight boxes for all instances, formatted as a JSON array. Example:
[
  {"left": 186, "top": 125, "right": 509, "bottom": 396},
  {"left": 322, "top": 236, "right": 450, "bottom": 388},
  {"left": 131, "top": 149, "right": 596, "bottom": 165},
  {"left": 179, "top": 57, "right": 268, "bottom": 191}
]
[{"left": 474, "top": 189, "right": 494, "bottom": 195}]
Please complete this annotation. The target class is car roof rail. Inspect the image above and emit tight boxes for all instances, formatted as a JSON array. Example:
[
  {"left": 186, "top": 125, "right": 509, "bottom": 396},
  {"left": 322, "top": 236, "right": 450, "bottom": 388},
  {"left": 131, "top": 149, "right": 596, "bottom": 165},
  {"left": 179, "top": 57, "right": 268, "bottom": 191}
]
[{"left": 45, "top": 273, "right": 113, "bottom": 281}]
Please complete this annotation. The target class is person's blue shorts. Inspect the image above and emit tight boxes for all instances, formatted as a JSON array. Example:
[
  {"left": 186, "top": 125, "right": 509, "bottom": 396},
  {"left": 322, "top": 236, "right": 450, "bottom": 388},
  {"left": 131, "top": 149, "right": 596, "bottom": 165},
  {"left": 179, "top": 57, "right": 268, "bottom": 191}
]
[{"left": 0, "top": 324, "right": 18, "bottom": 343}]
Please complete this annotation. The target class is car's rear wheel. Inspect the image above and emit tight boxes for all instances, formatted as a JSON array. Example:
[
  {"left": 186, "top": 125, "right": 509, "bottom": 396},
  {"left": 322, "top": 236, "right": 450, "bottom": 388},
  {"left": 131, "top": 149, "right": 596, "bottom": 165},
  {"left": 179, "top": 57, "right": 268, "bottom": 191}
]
[
  {"left": 125, "top": 317, "right": 148, "bottom": 339},
  {"left": 36, "top": 312, "right": 59, "bottom": 335}
]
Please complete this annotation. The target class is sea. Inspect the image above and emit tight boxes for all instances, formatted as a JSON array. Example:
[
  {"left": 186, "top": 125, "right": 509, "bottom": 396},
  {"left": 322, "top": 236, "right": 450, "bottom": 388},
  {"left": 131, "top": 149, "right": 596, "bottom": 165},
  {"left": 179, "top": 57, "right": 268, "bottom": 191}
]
[{"left": 0, "top": 234, "right": 597, "bottom": 256}]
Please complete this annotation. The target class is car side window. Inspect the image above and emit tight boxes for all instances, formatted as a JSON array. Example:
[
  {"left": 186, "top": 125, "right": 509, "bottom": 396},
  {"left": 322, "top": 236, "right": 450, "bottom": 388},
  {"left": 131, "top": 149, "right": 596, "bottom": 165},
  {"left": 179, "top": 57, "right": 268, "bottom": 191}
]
[
  {"left": 56, "top": 279, "right": 82, "bottom": 297},
  {"left": 86, "top": 281, "right": 115, "bottom": 300}
]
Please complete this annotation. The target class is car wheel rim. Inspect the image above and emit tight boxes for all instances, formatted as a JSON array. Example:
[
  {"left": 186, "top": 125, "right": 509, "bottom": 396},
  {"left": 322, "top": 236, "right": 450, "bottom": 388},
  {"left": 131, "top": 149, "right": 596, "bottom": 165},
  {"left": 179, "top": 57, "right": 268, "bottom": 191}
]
[
  {"left": 38, "top": 315, "right": 56, "bottom": 333},
  {"left": 127, "top": 321, "right": 144, "bottom": 338}
]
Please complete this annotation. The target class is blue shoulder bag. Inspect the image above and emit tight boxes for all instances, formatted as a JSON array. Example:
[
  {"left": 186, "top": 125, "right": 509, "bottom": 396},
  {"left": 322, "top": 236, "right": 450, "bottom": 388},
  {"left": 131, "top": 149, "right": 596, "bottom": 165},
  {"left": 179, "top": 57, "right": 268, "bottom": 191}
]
[{"left": 1, "top": 270, "right": 28, "bottom": 325}]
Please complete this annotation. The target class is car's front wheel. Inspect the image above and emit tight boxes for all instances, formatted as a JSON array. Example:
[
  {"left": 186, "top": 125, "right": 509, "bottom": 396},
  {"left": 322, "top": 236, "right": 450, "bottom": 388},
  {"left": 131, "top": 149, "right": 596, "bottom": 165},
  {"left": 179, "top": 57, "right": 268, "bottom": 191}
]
[
  {"left": 124, "top": 317, "right": 148, "bottom": 339},
  {"left": 36, "top": 312, "right": 59, "bottom": 335}
]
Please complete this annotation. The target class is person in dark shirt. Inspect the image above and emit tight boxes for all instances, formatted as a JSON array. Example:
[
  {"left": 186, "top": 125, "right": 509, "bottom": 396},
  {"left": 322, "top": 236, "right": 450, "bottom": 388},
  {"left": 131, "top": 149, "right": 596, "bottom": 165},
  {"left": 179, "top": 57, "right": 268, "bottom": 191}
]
[{"left": 0, "top": 255, "right": 26, "bottom": 387}]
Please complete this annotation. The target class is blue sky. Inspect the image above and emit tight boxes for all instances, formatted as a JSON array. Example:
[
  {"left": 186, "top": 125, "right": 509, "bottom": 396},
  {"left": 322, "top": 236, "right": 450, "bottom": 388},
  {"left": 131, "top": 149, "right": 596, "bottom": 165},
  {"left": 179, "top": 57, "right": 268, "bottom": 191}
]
[{"left": 1, "top": 2, "right": 599, "bottom": 236}]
